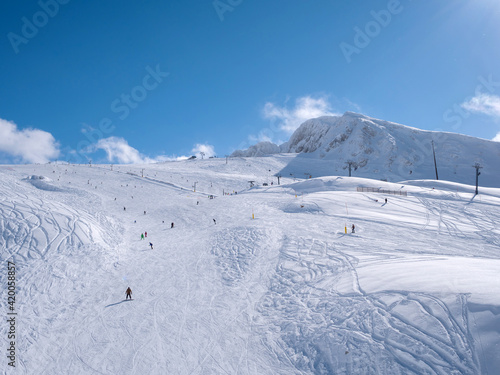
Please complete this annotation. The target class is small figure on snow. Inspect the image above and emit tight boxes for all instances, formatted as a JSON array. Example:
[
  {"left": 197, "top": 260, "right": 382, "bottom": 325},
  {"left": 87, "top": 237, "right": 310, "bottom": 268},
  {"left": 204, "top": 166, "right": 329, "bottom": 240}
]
[
  {"left": 385, "top": 198, "right": 388, "bottom": 204},
  {"left": 171, "top": 222, "right": 174, "bottom": 229},
  {"left": 124, "top": 207, "right": 126, "bottom": 211},
  {"left": 144, "top": 211, "right": 146, "bottom": 215},
  {"left": 126, "top": 287, "right": 132, "bottom": 300},
  {"left": 145, "top": 231, "right": 147, "bottom": 237},
  {"left": 213, "top": 219, "right": 216, "bottom": 225},
  {"left": 351, "top": 224, "right": 355, "bottom": 234},
  {"left": 141, "top": 233, "right": 145, "bottom": 240},
  {"left": 149, "top": 242, "right": 153, "bottom": 249}
]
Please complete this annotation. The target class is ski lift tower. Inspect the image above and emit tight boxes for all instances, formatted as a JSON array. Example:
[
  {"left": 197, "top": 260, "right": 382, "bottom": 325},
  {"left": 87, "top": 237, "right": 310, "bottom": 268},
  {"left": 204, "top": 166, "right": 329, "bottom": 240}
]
[
  {"left": 346, "top": 161, "right": 354, "bottom": 177},
  {"left": 473, "top": 163, "right": 482, "bottom": 195},
  {"left": 432, "top": 140, "right": 439, "bottom": 180}
]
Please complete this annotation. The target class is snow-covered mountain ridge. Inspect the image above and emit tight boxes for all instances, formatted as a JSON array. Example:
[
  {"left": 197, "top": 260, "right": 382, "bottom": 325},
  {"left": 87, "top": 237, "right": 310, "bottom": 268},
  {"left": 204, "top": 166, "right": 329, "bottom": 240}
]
[{"left": 232, "top": 112, "right": 500, "bottom": 187}]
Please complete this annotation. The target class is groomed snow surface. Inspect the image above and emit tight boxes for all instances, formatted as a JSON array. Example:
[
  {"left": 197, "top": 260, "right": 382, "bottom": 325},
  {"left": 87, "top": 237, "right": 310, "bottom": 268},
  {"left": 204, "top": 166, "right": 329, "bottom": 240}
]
[{"left": 1, "top": 156, "right": 499, "bottom": 374}]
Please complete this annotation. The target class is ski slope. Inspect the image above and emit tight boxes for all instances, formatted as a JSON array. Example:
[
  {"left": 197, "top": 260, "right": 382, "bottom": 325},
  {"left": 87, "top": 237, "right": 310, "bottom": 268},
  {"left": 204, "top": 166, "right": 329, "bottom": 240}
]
[{"left": 1, "top": 156, "right": 499, "bottom": 374}]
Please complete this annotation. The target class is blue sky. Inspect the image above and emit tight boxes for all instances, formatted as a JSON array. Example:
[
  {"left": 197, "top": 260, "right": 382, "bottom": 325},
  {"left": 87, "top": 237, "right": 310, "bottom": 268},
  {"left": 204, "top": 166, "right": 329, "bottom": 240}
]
[{"left": 1, "top": 0, "right": 499, "bottom": 163}]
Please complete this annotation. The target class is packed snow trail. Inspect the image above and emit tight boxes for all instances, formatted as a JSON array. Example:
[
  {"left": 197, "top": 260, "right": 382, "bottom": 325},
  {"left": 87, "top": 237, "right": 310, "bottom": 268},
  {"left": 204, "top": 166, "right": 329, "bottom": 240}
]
[{"left": 0, "top": 161, "right": 499, "bottom": 374}]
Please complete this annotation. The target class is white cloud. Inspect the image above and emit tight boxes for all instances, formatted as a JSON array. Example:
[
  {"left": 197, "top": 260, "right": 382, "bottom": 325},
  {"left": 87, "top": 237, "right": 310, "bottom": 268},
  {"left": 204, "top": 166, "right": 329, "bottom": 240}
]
[
  {"left": 191, "top": 143, "right": 216, "bottom": 159},
  {"left": 0, "top": 118, "right": 60, "bottom": 163},
  {"left": 95, "top": 137, "right": 152, "bottom": 164},
  {"left": 263, "top": 95, "right": 340, "bottom": 134},
  {"left": 249, "top": 129, "right": 273, "bottom": 144},
  {"left": 461, "top": 93, "right": 500, "bottom": 118},
  {"left": 94, "top": 137, "right": 216, "bottom": 163},
  {"left": 493, "top": 132, "right": 500, "bottom": 142}
]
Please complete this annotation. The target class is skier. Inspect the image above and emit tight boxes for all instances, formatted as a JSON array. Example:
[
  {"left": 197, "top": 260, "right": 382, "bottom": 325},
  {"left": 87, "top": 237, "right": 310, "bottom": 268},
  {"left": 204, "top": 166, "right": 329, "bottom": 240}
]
[
  {"left": 141, "top": 233, "right": 145, "bottom": 240},
  {"left": 149, "top": 242, "right": 153, "bottom": 249},
  {"left": 145, "top": 231, "right": 147, "bottom": 238},
  {"left": 351, "top": 224, "right": 355, "bottom": 234},
  {"left": 126, "top": 287, "right": 132, "bottom": 300},
  {"left": 213, "top": 219, "right": 216, "bottom": 225},
  {"left": 385, "top": 198, "right": 388, "bottom": 204},
  {"left": 171, "top": 222, "right": 174, "bottom": 229},
  {"left": 124, "top": 207, "right": 126, "bottom": 211},
  {"left": 144, "top": 210, "right": 146, "bottom": 215}
]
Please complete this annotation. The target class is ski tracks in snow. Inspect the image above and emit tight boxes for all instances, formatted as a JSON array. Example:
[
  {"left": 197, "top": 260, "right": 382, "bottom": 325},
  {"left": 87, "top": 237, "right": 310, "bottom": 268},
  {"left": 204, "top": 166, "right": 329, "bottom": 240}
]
[
  {"left": 202, "top": 226, "right": 285, "bottom": 374},
  {"left": 417, "top": 196, "right": 500, "bottom": 257},
  {"left": 255, "top": 236, "right": 480, "bottom": 374},
  {"left": 0, "top": 177, "right": 122, "bottom": 374}
]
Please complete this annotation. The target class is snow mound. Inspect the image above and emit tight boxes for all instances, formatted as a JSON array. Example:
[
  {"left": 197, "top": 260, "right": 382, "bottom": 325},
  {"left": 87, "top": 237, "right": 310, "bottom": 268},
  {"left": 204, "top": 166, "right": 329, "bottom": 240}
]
[
  {"left": 26, "top": 175, "right": 52, "bottom": 181},
  {"left": 289, "top": 176, "right": 406, "bottom": 195},
  {"left": 280, "top": 202, "right": 322, "bottom": 214},
  {"left": 23, "top": 175, "right": 64, "bottom": 192}
]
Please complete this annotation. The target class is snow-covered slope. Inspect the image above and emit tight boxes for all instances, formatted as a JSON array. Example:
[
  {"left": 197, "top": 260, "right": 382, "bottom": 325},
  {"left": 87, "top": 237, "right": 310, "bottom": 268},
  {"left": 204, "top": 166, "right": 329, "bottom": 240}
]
[
  {"left": 1, "top": 159, "right": 500, "bottom": 374},
  {"left": 232, "top": 112, "right": 500, "bottom": 187}
]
